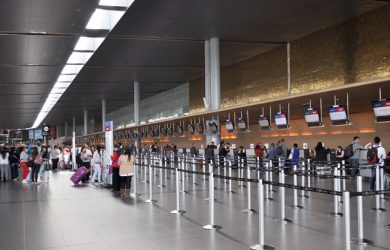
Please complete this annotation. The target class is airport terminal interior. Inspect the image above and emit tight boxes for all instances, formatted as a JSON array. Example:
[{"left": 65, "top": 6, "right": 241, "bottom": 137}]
[{"left": 1, "top": 1, "right": 390, "bottom": 250}]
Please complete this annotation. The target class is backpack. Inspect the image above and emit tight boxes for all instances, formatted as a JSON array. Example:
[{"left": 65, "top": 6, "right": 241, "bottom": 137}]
[
  {"left": 275, "top": 145, "right": 283, "bottom": 156},
  {"left": 344, "top": 144, "right": 353, "bottom": 159},
  {"left": 367, "top": 147, "right": 379, "bottom": 164}
]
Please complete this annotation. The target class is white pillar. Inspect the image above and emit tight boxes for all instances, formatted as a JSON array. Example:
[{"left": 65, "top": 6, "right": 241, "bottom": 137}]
[
  {"left": 134, "top": 81, "right": 140, "bottom": 153},
  {"left": 72, "top": 116, "right": 76, "bottom": 170},
  {"left": 102, "top": 99, "right": 106, "bottom": 130},
  {"left": 83, "top": 108, "right": 88, "bottom": 135},
  {"left": 64, "top": 121, "right": 68, "bottom": 138},
  {"left": 209, "top": 37, "right": 221, "bottom": 110},
  {"left": 204, "top": 40, "right": 211, "bottom": 111}
]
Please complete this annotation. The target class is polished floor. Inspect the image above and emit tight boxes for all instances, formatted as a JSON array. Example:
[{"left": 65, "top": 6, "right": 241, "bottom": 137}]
[{"left": 0, "top": 168, "right": 389, "bottom": 250}]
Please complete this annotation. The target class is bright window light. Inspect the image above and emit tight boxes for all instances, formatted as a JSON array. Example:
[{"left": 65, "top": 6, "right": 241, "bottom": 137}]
[
  {"left": 74, "top": 37, "right": 104, "bottom": 51},
  {"left": 86, "top": 8, "right": 125, "bottom": 30},
  {"left": 62, "top": 65, "right": 84, "bottom": 74},
  {"left": 67, "top": 51, "right": 94, "bottom": 64},
  {"left": 57, "top": 74, "right": 76, "bottom": 82},
  {"left": 53, "top": 82, "right": 72, "bottom": 88},
  {"left": 99, "top": 0, "right": 134, "bottom": 7}
]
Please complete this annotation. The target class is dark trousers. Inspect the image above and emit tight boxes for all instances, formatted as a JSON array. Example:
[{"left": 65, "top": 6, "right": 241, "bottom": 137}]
[
  {"left": 120, "top": 176, "right": 132, "bottom": 189},
  {"left": 351, "top": 159, "right": 359, "bottom": 177},
  {"left": 370, "top": 166, "right": 377, "bottom": 191},
  {"left": 52, "top": 158, "right": 59, "bottom": 170},
  {"left": 31, "top": 164, "right": 40, "bottom": 182},
  {"left": 82, "top": 162, "right": 91, "bottom": 182},
  {"left": 112, "top": 167, "right": 120, "bottom": 191},
  {"left": 10, "top": 163, "right": 19, "bottom": 179}
]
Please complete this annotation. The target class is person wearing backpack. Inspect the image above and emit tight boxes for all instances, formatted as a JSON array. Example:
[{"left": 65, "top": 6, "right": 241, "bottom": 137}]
[
  {"left": 350, "top": 136, "right": 362, "bottom": 177},
  {"left": 365, "top": 136, "right": 386, "bottom": 191},
  {"left": 276, "top": 139, "right": 287, "bottom": 169}
]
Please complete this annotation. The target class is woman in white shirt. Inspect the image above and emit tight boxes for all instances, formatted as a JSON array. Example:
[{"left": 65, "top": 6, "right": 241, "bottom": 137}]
[
  {"left": 91, "top": 145, "right": 103, "bottom": 183},
  {"left": 0, "top": 147, "right": 9, "bottom": 181},
  {"left": 118, "top": 147, "right": 135, "bottom": 198}
]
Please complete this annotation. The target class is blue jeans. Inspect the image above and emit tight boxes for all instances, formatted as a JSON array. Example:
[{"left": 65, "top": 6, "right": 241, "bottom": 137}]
[
  {"left": 351, "top": 159, "right": 359, "bottom": 177},
  {"left": 370, "top": 166, "right": 376, "bottom": 191}
]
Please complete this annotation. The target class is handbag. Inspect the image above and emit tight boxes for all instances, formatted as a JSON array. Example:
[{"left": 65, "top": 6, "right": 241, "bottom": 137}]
[{"left": 34, "top": 156, "right": 43, "bottom": 165}]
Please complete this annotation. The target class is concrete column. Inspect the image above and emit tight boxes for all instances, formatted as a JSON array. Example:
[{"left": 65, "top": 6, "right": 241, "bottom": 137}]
[
  {"left": 102, "top": 99, "right": 106, "bottom": 130},
  {"left": 64, "top": 121, "right": 68, "bottom": 138},
  {"left": 83, "top": 108, "right": 88, "bottom": 135},
  {"left": 56, "top": 125, "right": 60, "bottom": 139},
  {"left": 210, "top": 37, "right": 221, "bottom": 110},
  {"left": 134, "top": 81, "right": 141, "bottom": 153},
  {"left": 204, "top": 40, "right": 211, "bottom": 111},
  {"left": 72, "top": 116, "right": 76, "bottom": 170}
]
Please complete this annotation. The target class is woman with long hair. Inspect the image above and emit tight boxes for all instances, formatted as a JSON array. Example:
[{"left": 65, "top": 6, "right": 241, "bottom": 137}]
[
  {"left": 0, "top": 147, "right": 10, "bottom": 182},
  {"left": 118, "top": 147, "right": 135, "bottom": 197},
  {"left": 39, "top": 145, "right": 50, "bottom": 183},
  {"left": 9, "top": 147, "right": 19, "bottom": 181},
  {"left": 30, "top": 148, "right": 42, "bottom": 184},
  {"left": 20, "top": 146, "right": 30, "bottom": 183},
  {"left": 91, "top": 145, "right": 103, "bottom": 183}
]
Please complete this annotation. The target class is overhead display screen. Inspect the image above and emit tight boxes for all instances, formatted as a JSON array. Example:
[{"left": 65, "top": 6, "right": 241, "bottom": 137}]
[
  {"left": 372, "top": 99, "right": 390, "bottom": 122},
  {"left": 274, "top": 112, "right": 288, "bottom": 129},
  {"left": 196, "top": 123, "right": 204, "bottom": 134},
  {"left": 258, "top": 115, "right": 270, "bottom": 130},
  {"left": 188, "top": 124, "right": 195, "bottom": 135},
  {"left": 328, "top": 105, "right": 349, "bottom": 125},
  {"left": 225, "top": 120, "right": 234, "bottom": 133},
  {"left": 176, "top": 125, "right": 184, "bottom": 135},
  {"left": 304, "top": 108, "right": 322, "bottom": 127},
  {"left": 236, "top": 118, "right": 247, "bottom": 131},
  {"left": 208, "top": 122, "right": 218, "bottom": 133}
]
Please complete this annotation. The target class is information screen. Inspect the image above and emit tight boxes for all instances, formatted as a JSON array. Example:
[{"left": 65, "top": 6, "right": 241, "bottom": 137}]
[
  {"left": 161, "top": 128, "right": 168, "bottom": 136},
  {"left": 196, "top": 123, "right": 204, "bottom": 134},
  {"left": 275, "top": 112, "right": 288, "bottom": 128},
  {"left": 258, "top": 115, "right": 270, "bottom": 130},
  {"left": 328, "top": 105, "right": 349, "bottom": 125},
  {"left": 372, "top": 99, "right": 390, "bottom": 122},
  {"left": 225, "top": 120, "right": 234, "bottom": 132},
  {"left": 304, "top": 108, "right": 320, "bottom": 123},
  {"left": 188, "top": 124, "right": 195, "bottom": 135},
  {"left": 176, "top": 126, "right": 184, "bottom": 135},
  {"left": 34, "top": 130, "right": 43, "bottom": 140},
  {"left": 167, "top": 128, "right": 173, "bottom": 136},
  {"left": 208, "top": 122, "right": 218, "bottom": 133},
  {"left": 236, "top": 118, "right": 246, "bottom": 130}
]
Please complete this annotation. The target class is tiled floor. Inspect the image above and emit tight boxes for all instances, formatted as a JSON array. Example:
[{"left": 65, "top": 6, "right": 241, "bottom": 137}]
[{"left": 0, "top": 168, "right": 389, "bottom": 250}]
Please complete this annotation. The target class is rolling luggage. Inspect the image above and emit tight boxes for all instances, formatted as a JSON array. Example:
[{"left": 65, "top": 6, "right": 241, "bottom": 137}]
[{"left": 70, "top": 167, "right": 89, "bottom": 185}]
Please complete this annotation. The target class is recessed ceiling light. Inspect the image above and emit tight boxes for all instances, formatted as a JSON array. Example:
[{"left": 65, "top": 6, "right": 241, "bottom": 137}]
[
  {"left": 74, "top": 37, "right": 104, "bottom": 51},
  {"left": 99, "top": 0, "right": 134, "bottom": 7},
  {"left": 86, "top": 8, "right": 125, "bottom": 30},
  {"left": 67, "top": 51, "right": 94, "bottom": 64},
  {"left": 57, "top": 74, "right": 76, "bottom": 82},
  {"left": 62, "top": 65, "right": 84, "bottom": 74}
]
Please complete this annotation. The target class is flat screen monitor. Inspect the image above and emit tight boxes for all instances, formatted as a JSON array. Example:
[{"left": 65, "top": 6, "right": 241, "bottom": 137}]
[
  {"left": 236, "top": 118, "right": 247, "bottom": 131},
  {"left": 328, "top": 105, "right": 349, "bottom": 125},
  {"left": 274, "top": 112, "right": 289, "bottom": 129},
  {"left": 161, "top": 128, "right": 167, "bottom": 136},
  {"left": 208, "top": 122, "right": 218, "bottom": 133},
  {"left": 258, "top": 115, "right": 270, "bottom": 130},
  {"left": 176, "top": 125, "right": 184, "bottom": 135},
  {"left": 372, "top": 99, "right": 390, "bottom": 122},
  {"left": 167, "top": 128, "right": 173, "bottom": 136},
  {"left": 34, "top": 130, "right": 43, "bottom": 140},
  {"left": 196, "top": 123, "right": 204, "bottom": 134},
  {"left": 304, "top": 108, "right": 322, "bottom": 127},
  {"left": 188, "top": 124, "right": 195, "bottom": 135},
  {"left": 152, "top": 129, "right": 159, "bottom": 137},
  {"left": 225, "top": 120, "right": 234, "bottom": 133}
]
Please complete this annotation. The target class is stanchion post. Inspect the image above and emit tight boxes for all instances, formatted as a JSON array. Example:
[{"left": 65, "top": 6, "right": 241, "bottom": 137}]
[
  {"left": 264, "top": 162, "right": 271, "bottom": 201},
  {"left": 250, "top": 179, "right": 274, "bottom": 250},
  {"left": 142, "top": 154, "right": 148, "bottom": 183},
  {"left": 342, "top": 160, "right": 346, "bottom": 191},
  {"left": 228, "top": 160, "right": 234, "bottom": 193},
  {"left": 351, "top": 176, "right": 373, "bottom": 245},
  {"left": 131, "top": 156, "right": 140, "bottom": 197},
  {"left": 300, "top": 161, "right": 308, "bottom": 198},
  {"left": 343, "top": 191, "right": 351, "bottom": 250},
  {"left": 238, "top": 157, "right": 242, "bottom": 187},
  {"left": 276, "top": 168, "right": 292, "bottom": 224},
  {"left": 329, "top": 167, "right": 343, "bottom": 217},
  {"left": 380, "top": 167, "right": 386, "bottom": 200},
  {"left": 224, "top": 157, "right": 228, "bottom": 184},
  {"left": 290, "top": 165, "right": 303, "bottom": 209},
  {"left": 157, "top": 157, "right": 165, "bottom": 188},
  {"left": 306, "top": 159, "right": 311, "bottom": 198},
  {"left": 243, "top": 163, "right": 257, "bottom": 213},
  {"left": 269, "top": 160, "right": 276, "bottom": 193},
  {"left": 171, "top": 165, "right": 185, "bottom": 215},
  {"left": 145, "top": 161, "right": 157, "bottom": 203},
  {"left": 203, "top": 164, "right": 222, "bottom": 230},
  {"left": 372, "top": 165, "right": 386, "bottom": 212},
  {"left": 202, "top": 156, "right": 206, "bottom": 181},
  {"left": 192, "top": 158, "right": 197, "bottom": 185}
]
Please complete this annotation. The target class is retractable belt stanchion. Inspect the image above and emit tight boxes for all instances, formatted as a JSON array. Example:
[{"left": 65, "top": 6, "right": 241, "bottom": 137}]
[
  {"left": 243, "top": 162, "right": 257, "bottom": 213},
  {"left": 224, "top": 157, "right": 228, "bottom": 184},
  {"left": 192, "top": 158, "right": 197, "bottom": 185},
  {"left": 372, "top": 164, "right": 386, "bottom": 212},
  {"left": 181, "top": 157, "right": 187, "bottom": 194},
  {"left": 343, "top": 191, "right": 351, "bottom": 250},
  {"left": 337, "top": 164, "right": 342, "bottom": 204},
  {"left": 238, "top": 157, "right": 242, "bottom": 187},
  {"left": 342, "top": 160, "right": 346, "bottom": 191},
  {"left": 171, "top": 164, "right": 185, "bottom": 215},
  {"left": 203, "top": 164, "right": 222, "bottom": 230},
  {"left": 131, "top": 157, "right": 140, "bottom": 197},
  {"left": 306, "top": 159, "right": 311, "bottom": 198},
  {"left": 269, "top": 160, "right": 275, "bottom": 193},
  {"left": 351, "top": 176, "right": 373, "bottom": 245},
  {"left": 202, "top": 156, "right": 206, "bottom": 181},
  {"left": 300, "top": 161, "right": 309, "bottom": 198},
  {"left": 276, "top": 168, "right": 292, "bottom": 224},
  {"left": 380, "top": 166, "right": 387, "bottom": 201},
  {"left": 265, "top": 162, "right": 272, "bottom": 201},
  {"left": 228, "top": 160, "right": 234, "bottom": 193},
  {"left": 142, "top": 154, "right": 148, "bottom": 183},
  {"left": 145, "top": 160, "right": 157, "bottom": 203},
  {"left": 250, "top": 179, "right": 274, "bottom": 250},
  {"left": 290, "top": 165, "right": 303, "bottom": 209},
  {"left": 329, "top": 167, "right": 342, "bottom": 217},
  {"left": 256, "top": 157, "right": 260, "bottom": 180},
  {"left": 157, "top": 157, "right": 165, "bottom": 188}
]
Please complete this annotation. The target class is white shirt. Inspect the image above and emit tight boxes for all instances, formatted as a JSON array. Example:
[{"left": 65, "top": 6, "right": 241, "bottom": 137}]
[
  {"left": 0, "top": 153, "right": 9, "bottom": 164},
  {"left": 374, "top": 144, "right": 386, "bottom": 167},
  {"left": 92, "top": 151, "right": 102, "bottom": 165},
  {"left": 82, "top": 149, "right": 92, "bottom": 162},
  {"left": 20, "top": 151, "right": 29, "bottom": 163}
]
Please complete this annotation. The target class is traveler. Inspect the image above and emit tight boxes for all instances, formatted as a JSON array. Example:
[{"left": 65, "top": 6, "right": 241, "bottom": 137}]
[
  {"left": 314, "top": 142, "right": 330, "bottom": 176},
  {"left": 335, "top": 146, "right": 344, "bottom": 162},
  {"left": 350, "top": 136, "right": 362, "bottom": 177},
  {"left": 81, "top": 146, "right": 93, "bottom": 181},
  {"left": 9, "top": 147, "right": 19, "bottom": 181},
  {"left": 30, "top": 148, "right": 42, "bottom": 184},
  {"left": 237, "top": 146, "right": 247, "bottom": 166},
  {"left": 276, "top": 139, "right": 287, "bottom": 169},
  {"left": 254, "top": 142, "right": 265, "bottom": 159},
  {"left": 118, "top": 147, "right": 135, "bottom": 198},
  {"left": 20, "top": 146, "right": 30, "bottom": 183},
  {"left": 111, "top": 144, "right": 122, "bottom": 195},
  {"left": 190, "top": 143, "right": 199, "bottom": 157},
  {"left": 91, "top": 145, "right": 103, "bottom": 183},
  {"left": 51, "top": 146, "right": 60, "bottom": 171},
  {"left": 366, "top": 136, "right": 386, "bottom": 191},
  {"left": 0, "top": 147, "right": 9, "bottom": 182},
  {"left": 267, "top": 143, "right": 277, "bottom": 160},
  {"left": 39, "top": 145, "right": 50, "bottom": 183},
  {"left": 218, "top": 141, "right": 229, "bottom": 167},
  {"left": 289, "top": 143, "right": 300, "bottom": 167}
]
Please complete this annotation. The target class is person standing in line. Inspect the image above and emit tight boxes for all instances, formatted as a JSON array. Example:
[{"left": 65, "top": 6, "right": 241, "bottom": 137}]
[
  {"left": 289, "top": 143, "right": 300, "bottom": 168},
  {"left": 39, "top": 145, "right": 50, "bottom": 183},
  {"left": 276, "top": 139, "right": 287, "bottom": 169},
  {"left": 51, "top": 145, "right": 60, "bottom": 171},
  {"left": 81, "top": 146, "right": 93, "bottom": 182},
  {"left": 118, "top": 147, "right": 135, "bottom": 198},
  {"left": 20, "top": 146, "right": 30, "bottom": 183},
  {"left": 267, "top": 143, "right": 277, "bottom": 160},
  {"left": 351, "top": 136, "right": 362, "bottom": 177},
  {"left": 336, "top": 146, "right": 344, "bottom": 163},
  {"left": 111, "top": 144, "right": 122, "bottom": 195},
  {"left": 365, "top": 136, "right": 386, "bottom": 191},
  {"left": 9, "top": 147, "right": 19, "bottom": 181},
  {"left": 0, "top": 147, "right": 10, "bottom": 182},
  {"left": 91, "top": 145, "right": 103, "bottom": 183},
  {"left": 190, "top": 143, "right": 199, "bottom": 158},
  {"left": 30, "top": 148, "right": 42, "bottom": 185}
]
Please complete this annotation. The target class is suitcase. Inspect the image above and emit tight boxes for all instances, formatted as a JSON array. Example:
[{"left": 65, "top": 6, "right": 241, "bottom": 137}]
[{"left": 70, "top": 167, "right": 89, "bottom": 185}]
